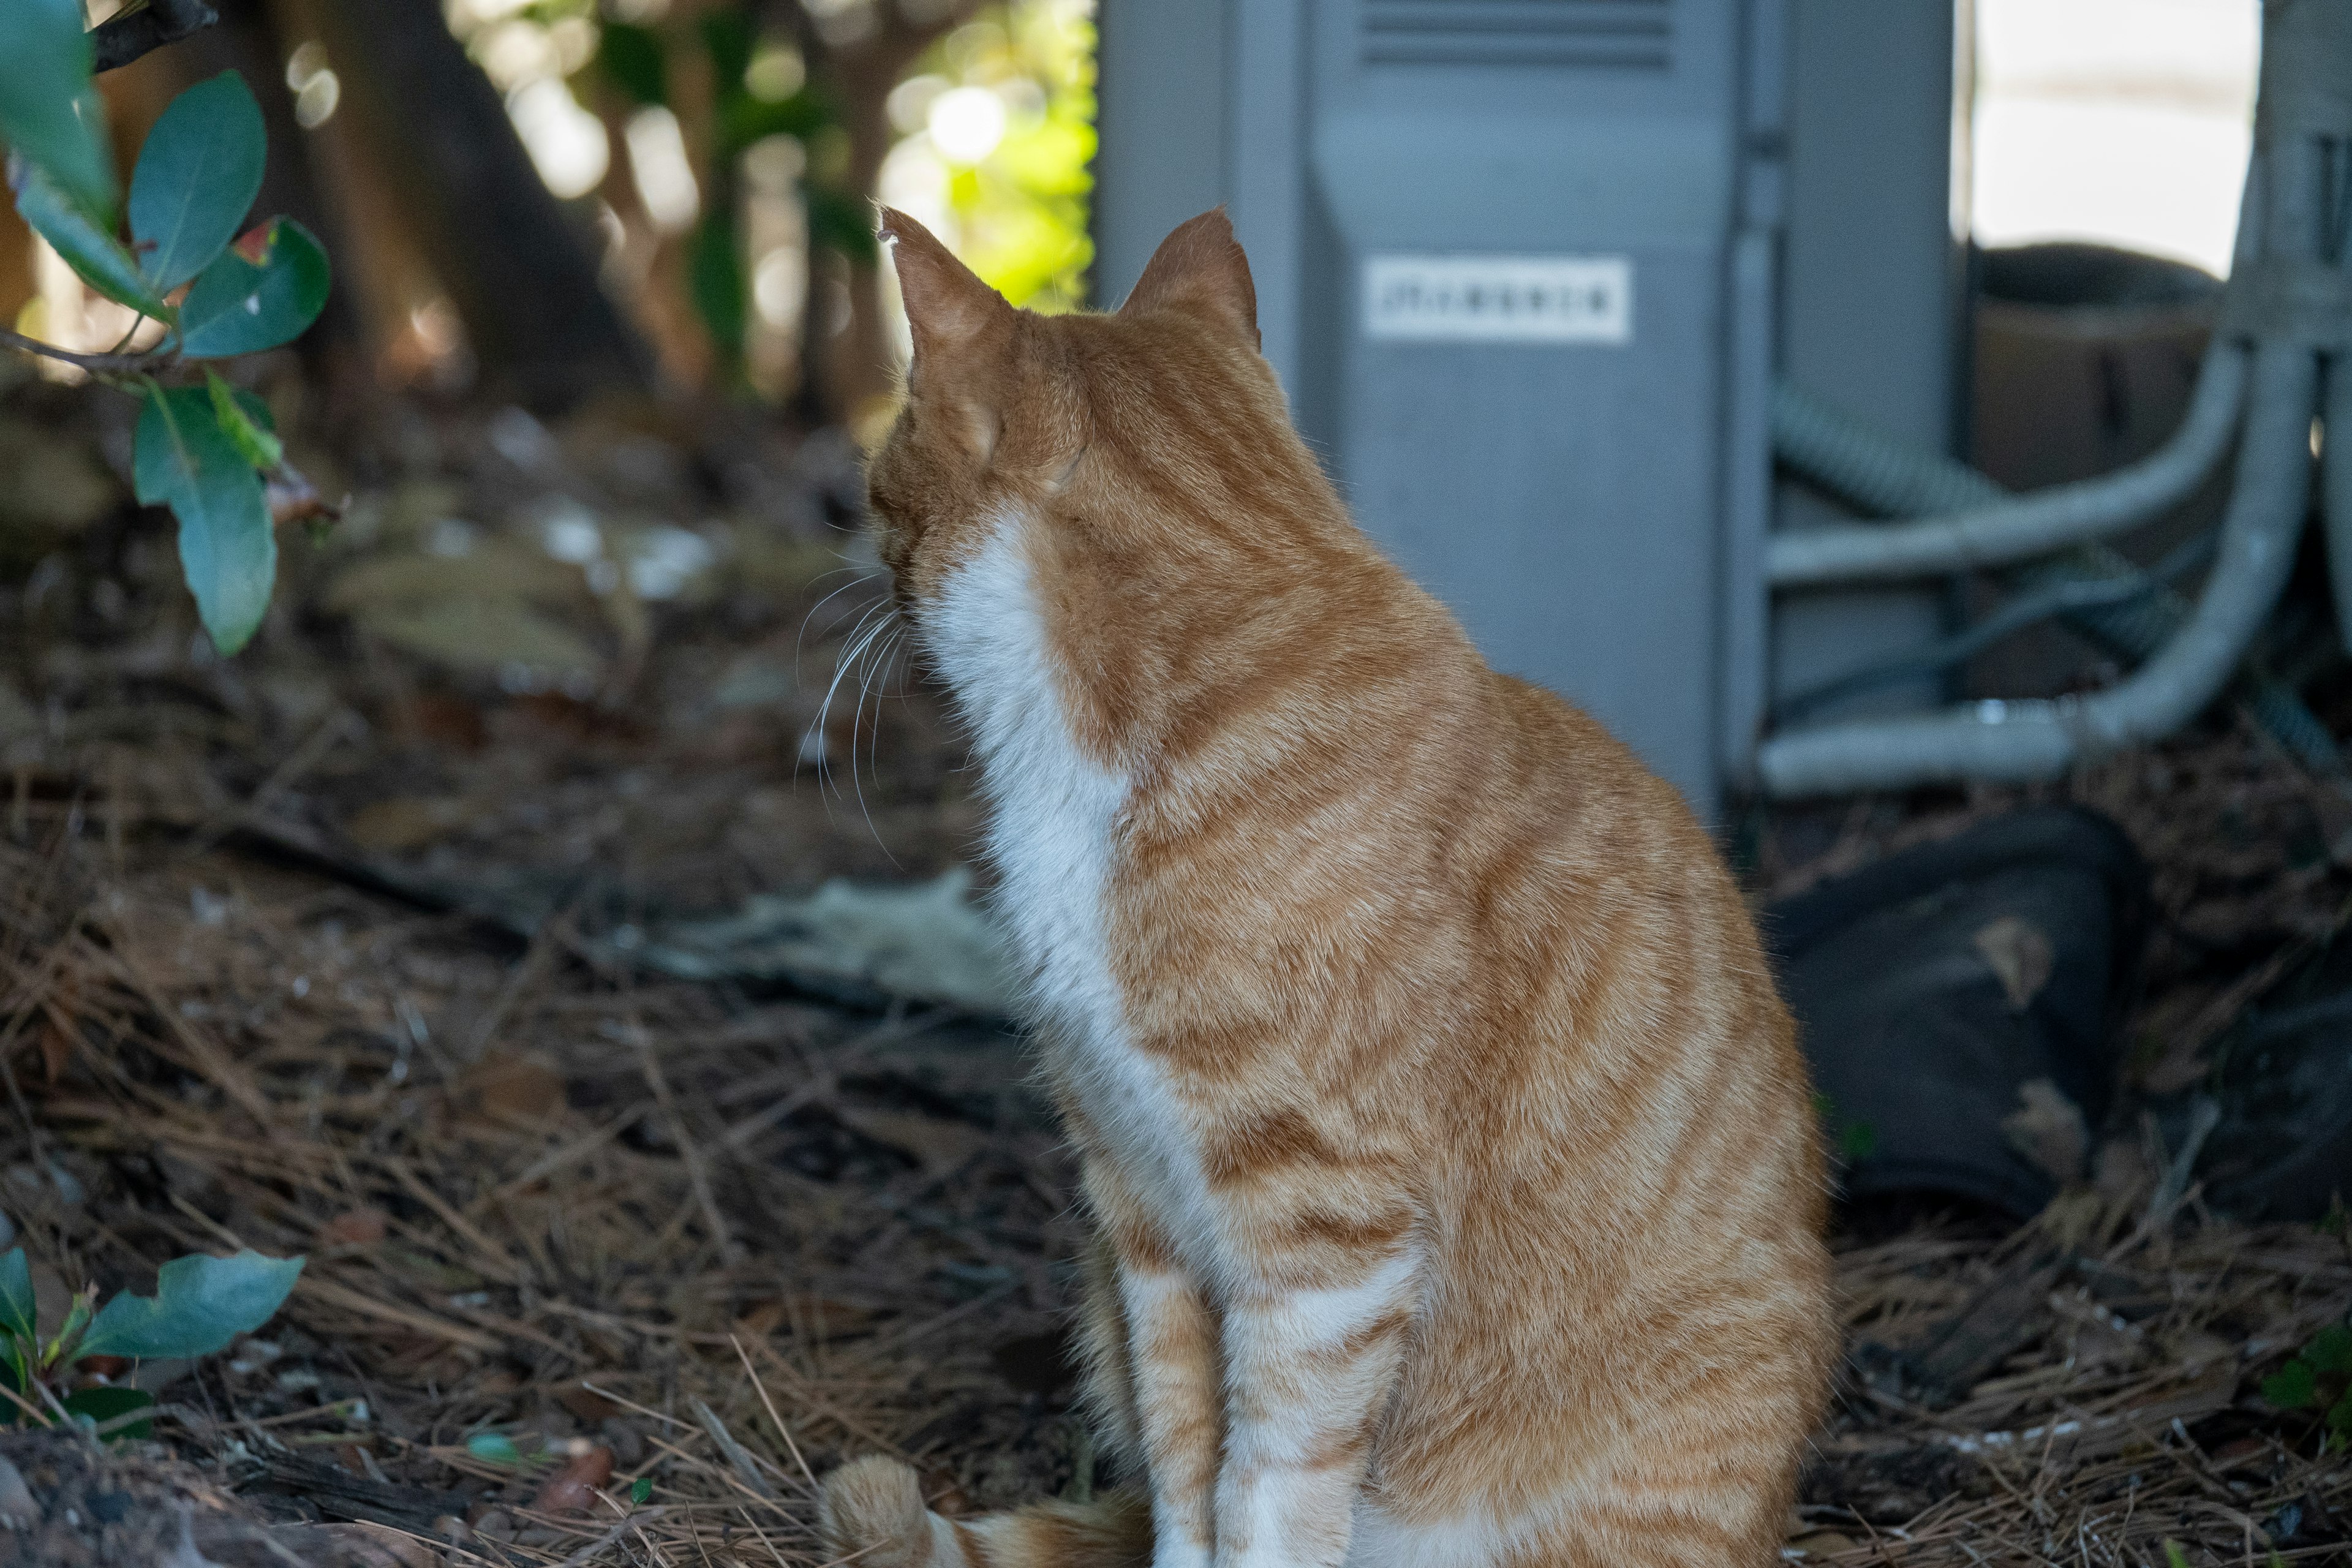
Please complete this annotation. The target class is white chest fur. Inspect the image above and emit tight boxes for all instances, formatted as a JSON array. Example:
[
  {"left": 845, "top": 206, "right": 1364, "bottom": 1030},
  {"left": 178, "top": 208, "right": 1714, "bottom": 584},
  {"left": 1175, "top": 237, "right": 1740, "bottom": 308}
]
[{"left": 924, "top": 517, "right": 1219, "bottom": 1264}]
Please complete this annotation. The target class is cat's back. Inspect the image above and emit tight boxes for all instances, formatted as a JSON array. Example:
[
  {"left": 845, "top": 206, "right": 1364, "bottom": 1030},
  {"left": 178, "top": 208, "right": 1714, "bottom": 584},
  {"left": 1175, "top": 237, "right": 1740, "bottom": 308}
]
[{"left": 1431, "top": 665, "right": 1819, "bottom": 1233}]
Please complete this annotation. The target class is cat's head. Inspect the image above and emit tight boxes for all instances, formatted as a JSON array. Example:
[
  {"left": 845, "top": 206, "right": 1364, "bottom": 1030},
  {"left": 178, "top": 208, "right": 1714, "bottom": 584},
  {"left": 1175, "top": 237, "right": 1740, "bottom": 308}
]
[{"left": 862, "top": 206, "right": 1274, "bottom": 614}]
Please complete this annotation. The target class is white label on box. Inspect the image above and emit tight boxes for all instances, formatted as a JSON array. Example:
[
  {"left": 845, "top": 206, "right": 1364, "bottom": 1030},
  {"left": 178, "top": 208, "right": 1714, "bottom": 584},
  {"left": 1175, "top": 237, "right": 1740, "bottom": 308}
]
[{"left": 1363, "top": 254, "right": 1633, "bottom": 345}]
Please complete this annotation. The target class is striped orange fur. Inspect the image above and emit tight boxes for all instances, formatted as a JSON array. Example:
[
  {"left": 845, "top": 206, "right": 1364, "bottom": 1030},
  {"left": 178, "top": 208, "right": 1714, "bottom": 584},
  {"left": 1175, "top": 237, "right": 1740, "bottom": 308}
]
[{"left": 819, "top": 209, "right": 1835, "bottom": 1568}]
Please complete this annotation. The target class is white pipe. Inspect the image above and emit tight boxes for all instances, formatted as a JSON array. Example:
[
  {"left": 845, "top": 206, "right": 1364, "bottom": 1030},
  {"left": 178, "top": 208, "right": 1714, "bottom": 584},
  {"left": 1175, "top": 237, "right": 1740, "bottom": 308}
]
[
  {"left": 1757, "top": 346, "right": 2320, "bottom": 797},
  {"left": 1768, "top": 345, "right": 2252, "bottom": 587}
]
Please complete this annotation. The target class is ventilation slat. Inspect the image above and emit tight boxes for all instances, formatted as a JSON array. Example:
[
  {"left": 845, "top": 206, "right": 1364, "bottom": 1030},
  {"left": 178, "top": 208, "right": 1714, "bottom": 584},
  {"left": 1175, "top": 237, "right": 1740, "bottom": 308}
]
[{"left": 1362, "top": 0, "right": 1673, "bottom": 70}]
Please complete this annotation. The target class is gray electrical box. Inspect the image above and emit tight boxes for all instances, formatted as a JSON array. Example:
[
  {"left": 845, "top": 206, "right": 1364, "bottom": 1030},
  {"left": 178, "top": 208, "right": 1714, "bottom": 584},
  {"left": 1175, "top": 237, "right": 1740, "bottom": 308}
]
[{"left": 1095, "top": 1, "right": 1961, "bottom": 813}]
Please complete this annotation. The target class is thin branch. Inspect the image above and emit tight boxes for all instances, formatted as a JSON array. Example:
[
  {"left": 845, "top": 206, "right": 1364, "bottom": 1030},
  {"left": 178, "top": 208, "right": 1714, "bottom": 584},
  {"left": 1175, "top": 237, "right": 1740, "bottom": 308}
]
[
  {"left": 0, "top": 325, "right": 166, "bottom": 375},
  {"left": 90, "top": 0, "right": 220, "bottom": 75}
]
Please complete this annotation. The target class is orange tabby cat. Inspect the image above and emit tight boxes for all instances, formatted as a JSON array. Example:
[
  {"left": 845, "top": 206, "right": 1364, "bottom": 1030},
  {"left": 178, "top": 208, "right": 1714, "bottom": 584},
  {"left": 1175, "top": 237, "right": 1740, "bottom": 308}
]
[{"left": 819, "top": 209, "right": 1834, "bottom": 1568}]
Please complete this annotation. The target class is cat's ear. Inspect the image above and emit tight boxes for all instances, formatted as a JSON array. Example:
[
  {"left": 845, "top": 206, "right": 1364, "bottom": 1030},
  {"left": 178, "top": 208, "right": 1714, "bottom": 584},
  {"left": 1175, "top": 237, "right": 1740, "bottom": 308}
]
[
  {"left": 1120, "top": 208, "right": 1259, "bottom": 349},
  {"left": 879, "top": 206, "right": 1010, "bottom": 366}
]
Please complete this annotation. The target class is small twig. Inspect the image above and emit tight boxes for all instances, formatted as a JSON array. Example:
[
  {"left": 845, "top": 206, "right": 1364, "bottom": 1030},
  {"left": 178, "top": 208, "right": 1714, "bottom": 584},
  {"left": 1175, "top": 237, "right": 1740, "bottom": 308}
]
[
  {"left": 548, "top": 1508, "right": 668, "bottom": 1568},
  {"left": 634, "top": 1023, "right": 742, "bottom": 1267},
  {"left": 690, "top": 1398, "right": 778, "bottom": 1501},
  {"left": 731, "top": 1333, "right": 818, "bottom": 1491},
  {"left": 179, "top": 707, "right": 364, "bottom": 860},
  {"left": 0, "top": 325, "right": 165, "bottom": 376},
  {"left": 90, "top": 0, "right": 220, "bottom": 73}
]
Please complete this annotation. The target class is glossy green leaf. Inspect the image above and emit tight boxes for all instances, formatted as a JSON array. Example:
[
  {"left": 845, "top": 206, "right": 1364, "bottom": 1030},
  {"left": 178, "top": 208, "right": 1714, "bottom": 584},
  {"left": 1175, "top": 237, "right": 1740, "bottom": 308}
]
[
  {"left": 175, "top": 218, "right": 330, "bottom": 358},
  {"left": 467, "top": 1431, "right": 524, "bottom": 1466},
  {"left": 77, "top": 1248, "right": 303, "bottom": 1362},
  {"left": 134, "top": 386, "right": 277, "bottom": 656},
  {"left": 629, "top": 1476, "right": 653, "bottom": 1505},
  {"left": 597, "top": 23, "right": 667, "bottom": 108},
  {"left": 0, "top": 1251, "right": 35, "bottom": 1347},
  {"left": 206, "top": 370, "right": 282, "bottom": 469},
  {"left": 0, "top": 0, "right": 113, "bottom": 225},
  {"left": 10, "top": 157, "right": 168, "bottom": 317},
  {"left": 61, "top": 1385, "right": 154, "bottom": 1442},
  {"left": 130, "top": 72, "right": 266, "bottom": 290}
]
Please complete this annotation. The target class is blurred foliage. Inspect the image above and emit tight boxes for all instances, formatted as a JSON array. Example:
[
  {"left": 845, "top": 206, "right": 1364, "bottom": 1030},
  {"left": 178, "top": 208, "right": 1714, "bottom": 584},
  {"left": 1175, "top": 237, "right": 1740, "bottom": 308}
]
[
  {"left": 891, "top": 2, "right": 1096, "bottom": 312},
  {"left": 444, "top": 0, "right": 1094, "bottom": 391}
]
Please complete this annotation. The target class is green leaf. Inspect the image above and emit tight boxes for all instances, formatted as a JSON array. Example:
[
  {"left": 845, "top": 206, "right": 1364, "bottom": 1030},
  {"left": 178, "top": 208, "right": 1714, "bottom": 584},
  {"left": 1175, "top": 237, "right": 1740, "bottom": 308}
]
[
  {"left": 10, "top": 157, "right": 168, "bottom": 317},
  {"left": 2262, "top": 1358, "right": 2318, "bottom": 1411},
  {"left": 467, "top": 1431, "right": 523, "bottom": 1466},
  {"left": 0, "top": 1251, "right": 36, "bottom": 1347},
  {"left": 0, "top": 1336, "right": 25, "bottom": 1424},
  {"left": 135, "top": 385, "right": 277, "bottom": 655},
  {"left": 597, "top": 23, "right": 667, "bottom": 108},
  {"left": 61, "top": 1385, "right": 154, "bottom": 1442},
  {"left": 2328, "top": 1389, "right": 2352, "bottom": 1438},
  {"left": 0, "top": 0, "right": 113, "bottom": 225},
  {"left": 175, "top": 217, "right": 330, "bottom": 358},
  {"left": 205, "top": 370, "right": 282, "bottom": 469},
  {"left": 2304, "top": 1323, "right": 2352, "bottom": 1376},
  {"left": 77, "top": 1250, "right": 303, "bottom": 1362},
  {"left": 629, "top": 1476, "right": 653, "bottom": 1505},
  {"left": 2163, "top": 1544, "right": 2192, "bottom": 1568},
  {"left": 130, "top": 72, "right": 267, "bottom": 290},
  {"left": 42, "top": 1292, "right": 90, "bottom": 1371}
]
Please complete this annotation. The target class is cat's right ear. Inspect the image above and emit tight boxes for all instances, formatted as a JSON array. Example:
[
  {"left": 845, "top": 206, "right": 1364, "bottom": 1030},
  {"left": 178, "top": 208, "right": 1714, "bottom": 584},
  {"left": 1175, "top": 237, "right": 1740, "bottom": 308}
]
[
  {"left": 1120, "top": 208, "right": 1259, "bottom": 349},
  {"left": 879, "top": 206, "right": 1011, "bottom": 374}
]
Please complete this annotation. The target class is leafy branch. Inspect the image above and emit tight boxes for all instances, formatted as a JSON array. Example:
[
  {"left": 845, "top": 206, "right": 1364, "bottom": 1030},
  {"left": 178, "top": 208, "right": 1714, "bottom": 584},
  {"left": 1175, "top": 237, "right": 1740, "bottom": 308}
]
[
  {"left": 0, "top": 1246, "right": 303, "bottom": 1441},
  {"left": 0, "top": 2, "right": 335, "bottom": 653},
  {"left": 0, "top": 322, "right": 166, "bottom": 374}
]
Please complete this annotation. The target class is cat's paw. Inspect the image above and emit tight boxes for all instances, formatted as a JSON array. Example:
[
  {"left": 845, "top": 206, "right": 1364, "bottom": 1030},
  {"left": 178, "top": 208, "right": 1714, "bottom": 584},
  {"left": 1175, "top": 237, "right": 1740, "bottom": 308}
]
[{"left": 819, "top": 1455, "right": 940, "bottom": 1567}]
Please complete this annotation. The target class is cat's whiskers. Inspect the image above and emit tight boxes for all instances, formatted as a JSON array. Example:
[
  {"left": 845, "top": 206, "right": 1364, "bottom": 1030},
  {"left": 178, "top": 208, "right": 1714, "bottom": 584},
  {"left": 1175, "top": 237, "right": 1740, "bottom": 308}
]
[
  {"left": 795, "top": 567, "right": 886, "bottom": 669},
  {"left": 810, "top": 598, "right": 910, "bottom": 861}
]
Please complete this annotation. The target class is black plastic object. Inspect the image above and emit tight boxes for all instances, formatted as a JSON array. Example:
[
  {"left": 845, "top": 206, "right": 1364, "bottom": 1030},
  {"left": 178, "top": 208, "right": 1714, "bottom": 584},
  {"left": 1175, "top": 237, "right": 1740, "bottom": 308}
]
[
  {"left": 2186, "top": 941, "right": 2352, "bottom": 1221},
  {"left": 1769, "top": 807, "right": 2150, "bottom": 1218}
]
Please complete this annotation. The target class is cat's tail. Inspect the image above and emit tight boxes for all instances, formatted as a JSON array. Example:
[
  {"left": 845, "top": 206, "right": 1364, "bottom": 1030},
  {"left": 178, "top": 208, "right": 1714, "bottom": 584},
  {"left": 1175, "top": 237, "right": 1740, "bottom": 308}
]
[{"left": 819, "top": 1457, "right": 1152, "bottom": 1568}]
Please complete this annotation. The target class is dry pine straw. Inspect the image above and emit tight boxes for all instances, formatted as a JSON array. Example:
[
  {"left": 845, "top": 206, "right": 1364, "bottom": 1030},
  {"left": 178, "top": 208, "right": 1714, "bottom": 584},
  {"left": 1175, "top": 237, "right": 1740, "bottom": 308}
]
[{"left": 0, "top": 821, "right": 2344, "bottom": 1567}]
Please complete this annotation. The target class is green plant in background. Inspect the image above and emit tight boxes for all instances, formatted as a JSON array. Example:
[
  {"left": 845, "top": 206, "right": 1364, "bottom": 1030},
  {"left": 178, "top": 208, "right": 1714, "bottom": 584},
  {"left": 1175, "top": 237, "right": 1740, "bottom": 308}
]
[
  {"left": 899, "top": 0, "right": 1095, "bottom": 312},
  {"left": 590, "top": 7, "right": 853, "bottom": 376},
  {"left": 2260, "top": 1320, "right": 2352, "bottom": 1452},
  {"left": 0, "top": 0, "right": 332, "bottom": 655},
  {"left": 0, "top": 1245, "right": 304, "bottom": 1441}
]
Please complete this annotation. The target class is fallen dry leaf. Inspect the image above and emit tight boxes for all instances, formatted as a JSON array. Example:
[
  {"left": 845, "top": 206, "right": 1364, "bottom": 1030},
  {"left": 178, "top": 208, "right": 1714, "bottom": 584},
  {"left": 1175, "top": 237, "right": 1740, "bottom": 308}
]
[
  {"left": 315, "top": 1207, "right": 390, "bottom": 1250},
  {"left": 460, "top": 1054, "right": 569, "bottom": 1125},
  {"left": 529, "top": 1445, "right": 614, "bottom": 1515},
  {"left": 2001, "top": 1077, "right": 2089, "bottom": 1185},
  {"left": 1973, "top": 914, "right": 2056, "bottom": 1011}
]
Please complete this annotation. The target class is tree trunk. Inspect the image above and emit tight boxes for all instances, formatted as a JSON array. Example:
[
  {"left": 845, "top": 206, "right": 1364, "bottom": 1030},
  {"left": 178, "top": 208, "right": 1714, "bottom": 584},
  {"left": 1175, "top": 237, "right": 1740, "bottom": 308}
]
[
  {"left": 793, "top": 0, "right": 986, "bottom": 431},
  {"left": 293, "top": 0, "right": 650, "bottom": 407}
]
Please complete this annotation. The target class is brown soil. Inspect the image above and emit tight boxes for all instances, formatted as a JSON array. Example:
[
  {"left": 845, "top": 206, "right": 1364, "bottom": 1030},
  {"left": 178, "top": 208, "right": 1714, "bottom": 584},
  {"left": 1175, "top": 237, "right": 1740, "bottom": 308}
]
[{"left": 0, "top": 373, "right": 2345, "bottom": 1565}]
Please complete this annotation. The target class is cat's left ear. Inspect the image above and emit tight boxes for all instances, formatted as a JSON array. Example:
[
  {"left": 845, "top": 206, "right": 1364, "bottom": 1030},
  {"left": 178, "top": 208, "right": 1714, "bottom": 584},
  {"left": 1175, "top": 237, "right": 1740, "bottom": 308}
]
[
  {"left": 1119, "top": 208, "right": 1259, "bottom": 350},
  {"left": 880, "top": 206, "right": 1012, "bottom": 370}
]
